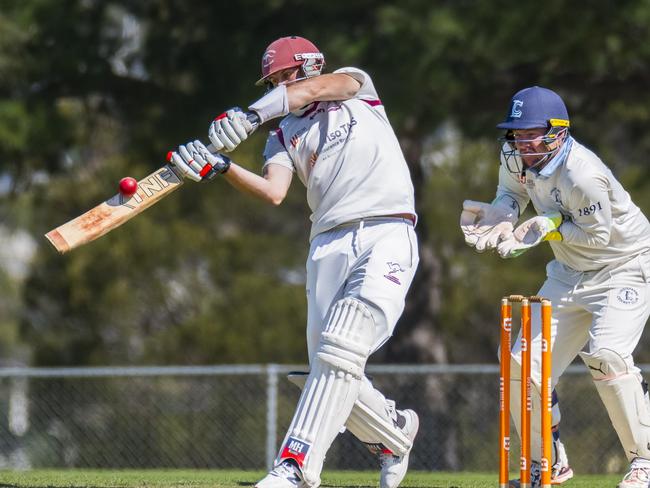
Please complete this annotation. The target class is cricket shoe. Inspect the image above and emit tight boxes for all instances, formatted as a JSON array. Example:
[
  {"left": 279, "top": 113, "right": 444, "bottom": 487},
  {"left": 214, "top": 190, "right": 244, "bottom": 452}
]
[
  {"left": 367, "top": 409, "right": 420, "bottom": 488},
  {"left": 255, "top": 460, "right": 307, "bottom": 488},
  {"left": 509, "top": 460, "right": 541, "bottom": 488},
  {"left": 550, "top": 437, "right": 573, "bottom": 484},
  {"left": 617, "top": 462, "right": 650, "bottom": 488}
]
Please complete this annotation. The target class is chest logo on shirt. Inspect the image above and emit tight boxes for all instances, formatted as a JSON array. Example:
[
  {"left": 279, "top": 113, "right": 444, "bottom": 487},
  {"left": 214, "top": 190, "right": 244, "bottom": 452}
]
[
  {"left": 307, "top": 102, "right": 343, "bottom": 120},
  {"left": 550, "top": 187, "right": 562, "bottom": 205},
  {"left": 617, "top": 287, "right": 639, "bottom": 305},
  {"left": 308, "top": 104, "right": 342, "bottom": 120},
  {"left": 384, "top": 262, "right": 405, "bottom": 285},
  {"left": 289, "top": 127, "right": 308, "bottom": 149},
  {"left": 525, "top": 176, "right": 535, "bottom": 189},
  {"left": 325, "top": 118, "right": 357, "bottom": 143}
]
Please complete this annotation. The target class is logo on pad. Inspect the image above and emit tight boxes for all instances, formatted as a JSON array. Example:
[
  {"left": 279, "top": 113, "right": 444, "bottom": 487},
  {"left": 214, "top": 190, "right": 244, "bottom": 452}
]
[{"left": 280, "top": 437, "right": 310, "bottom": 467}]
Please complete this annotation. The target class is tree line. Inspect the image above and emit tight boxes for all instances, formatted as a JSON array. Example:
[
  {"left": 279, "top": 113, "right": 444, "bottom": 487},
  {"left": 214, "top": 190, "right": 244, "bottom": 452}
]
[{"left": 1, "top": 1, "right": 650, "bottom": 367}]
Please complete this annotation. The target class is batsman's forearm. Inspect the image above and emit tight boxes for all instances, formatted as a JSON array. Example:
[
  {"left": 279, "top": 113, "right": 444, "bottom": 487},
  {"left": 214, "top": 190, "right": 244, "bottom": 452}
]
[
  {"left": 286, "top": 73, "right": 360, "bottom": 110},
  {"left": 248, "top": 75, "right": 360, "bottom": 124},
  {"left": 223, "top": 163, "right": 287, "bottom": 206}
]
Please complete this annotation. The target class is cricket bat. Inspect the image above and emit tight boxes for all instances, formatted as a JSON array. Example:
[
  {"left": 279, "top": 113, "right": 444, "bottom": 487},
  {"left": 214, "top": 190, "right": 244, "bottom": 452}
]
[
  {"left": 45, "top": 114, "right": 260, "bottom": 254},
  {"left": 45, "top": 164, "right": 183, "bottom": 254}
]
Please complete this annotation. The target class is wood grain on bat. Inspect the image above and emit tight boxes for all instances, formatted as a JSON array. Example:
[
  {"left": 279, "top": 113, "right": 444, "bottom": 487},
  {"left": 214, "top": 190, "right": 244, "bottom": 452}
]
[{"left": 45, "top": 164, "right": 183, "bottom": 253}]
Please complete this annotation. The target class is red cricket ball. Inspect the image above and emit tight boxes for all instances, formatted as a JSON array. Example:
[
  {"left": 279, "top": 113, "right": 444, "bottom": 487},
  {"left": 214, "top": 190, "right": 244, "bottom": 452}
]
[{"left": 119, "top": 177, "right": 138, "bottom": 197}]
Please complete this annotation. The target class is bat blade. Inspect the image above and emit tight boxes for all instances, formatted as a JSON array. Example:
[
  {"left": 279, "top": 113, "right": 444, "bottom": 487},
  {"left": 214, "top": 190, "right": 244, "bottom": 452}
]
[{"left": 45, "top": 164, "right": 184, "bottom": 253}]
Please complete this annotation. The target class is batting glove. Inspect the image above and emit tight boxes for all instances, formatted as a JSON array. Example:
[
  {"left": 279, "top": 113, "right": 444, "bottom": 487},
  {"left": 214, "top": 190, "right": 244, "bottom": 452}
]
[
  {"left": 497, "top": 213, "right": 564, "bottom": 258},
  {"left": 167, "top": 140, "right": 231, "bottom": 182},
  {"left": 209, "top": 107, "right": 254, "bottom": 152}
]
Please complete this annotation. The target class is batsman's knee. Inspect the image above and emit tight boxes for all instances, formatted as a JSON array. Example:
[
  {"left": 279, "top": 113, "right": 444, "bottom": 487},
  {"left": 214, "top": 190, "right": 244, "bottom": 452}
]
[{"left": 316, "top": 298, "right": 376, "bottom": 379}]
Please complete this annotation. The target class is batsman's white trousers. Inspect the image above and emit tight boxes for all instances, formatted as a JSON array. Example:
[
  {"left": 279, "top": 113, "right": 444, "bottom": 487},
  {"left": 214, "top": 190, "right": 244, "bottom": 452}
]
[
  {"left": 509, "top": 252, "right": 650, "bottom": 461},
  {"left": 273, "top": 217, "right": 418, "bottom": 486},
  {"left": 306, "top": 217, "right": 419, "bottom": 359}
]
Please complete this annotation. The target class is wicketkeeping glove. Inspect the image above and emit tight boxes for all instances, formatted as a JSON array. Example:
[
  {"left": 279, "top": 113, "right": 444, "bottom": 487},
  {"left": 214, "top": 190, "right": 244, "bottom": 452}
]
[
  {"left": 208, "top": 107, "right": 254, "bottom": 152},
  {"left": 497, "top": 213, "right": 564, "bottom": 259},
  {"left": 167, "top": 140, "right": 231, "bottom": 182},
  {"left": 460, "top": 200, "right": 518, "bottom": 252}
]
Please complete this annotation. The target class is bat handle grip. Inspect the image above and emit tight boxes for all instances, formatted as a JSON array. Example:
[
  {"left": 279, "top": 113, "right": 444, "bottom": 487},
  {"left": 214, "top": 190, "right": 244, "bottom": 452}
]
[{"left": 246, "top": 111, "right": 261, "bottom": 132}]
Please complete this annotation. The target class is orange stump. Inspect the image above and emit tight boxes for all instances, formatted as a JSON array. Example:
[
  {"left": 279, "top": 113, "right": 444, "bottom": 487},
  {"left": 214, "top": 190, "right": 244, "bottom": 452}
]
[
  {"left": 521, "top": 298, "right": 531, "bottom": 487},
  {"left": 499, "top": 295, "right": 552, "bottom": 488},
  {"left": 540, "top": 300, "right": 552, "bottom": 488},
  {"left": 498, "top": 298, "right": 512, "bottom": 488}
]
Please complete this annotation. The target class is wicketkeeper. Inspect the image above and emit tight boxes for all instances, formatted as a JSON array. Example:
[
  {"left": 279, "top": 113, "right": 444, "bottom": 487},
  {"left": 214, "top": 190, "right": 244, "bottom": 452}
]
[
  {"left": 462, "top": 86, "right": 650, "bottom": 488},
  {"left": 168, "top": 36, "right": 420, "bottom": 488}
]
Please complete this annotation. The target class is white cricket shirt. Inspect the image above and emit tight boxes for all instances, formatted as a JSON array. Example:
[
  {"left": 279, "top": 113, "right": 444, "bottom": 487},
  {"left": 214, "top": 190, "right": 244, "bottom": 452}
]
[
  {"left": 262, "top": 67, "right": 415, "bottom": 240},
  {"left": 496, "top": 138, "right": 650, "bottom": 271}
]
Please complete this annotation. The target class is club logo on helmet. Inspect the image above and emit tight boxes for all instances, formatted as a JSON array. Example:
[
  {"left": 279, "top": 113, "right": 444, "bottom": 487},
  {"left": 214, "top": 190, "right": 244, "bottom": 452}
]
[
  {"left": 510, "top": 100, "right": 523, "bottom": 118},
  {"left": 262, "top": 50, "right": 276, "bottom": 69}
]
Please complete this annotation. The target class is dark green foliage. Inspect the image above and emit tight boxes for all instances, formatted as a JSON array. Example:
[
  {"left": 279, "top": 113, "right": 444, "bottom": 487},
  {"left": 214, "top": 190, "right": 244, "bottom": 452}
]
[{"left": 1, "top": 1, "right": 650, "bottom": 366}]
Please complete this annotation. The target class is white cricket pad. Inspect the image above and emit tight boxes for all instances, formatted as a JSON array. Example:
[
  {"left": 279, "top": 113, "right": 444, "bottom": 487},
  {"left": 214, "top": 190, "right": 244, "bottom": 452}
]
[
  {"left": 286, "top": 375, "right": 413, "bottom": 457},
  {"left": 345, "top": 377, "right": 414, "bottom": 456},
  {"left": 580, "top": 348, "right": 650, "bottom": 461},
  {"left": 276, "top": 298, "right": 375, "bottom": 487},
  {"left": 508, "top": 355, "right": 561, "bottom": 465}
]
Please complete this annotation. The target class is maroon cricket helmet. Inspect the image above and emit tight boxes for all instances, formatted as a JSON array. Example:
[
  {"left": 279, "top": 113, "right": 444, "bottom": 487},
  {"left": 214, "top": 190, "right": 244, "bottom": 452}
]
[{"left": 255, "top": 36, "right": 325, "bottom": 86}]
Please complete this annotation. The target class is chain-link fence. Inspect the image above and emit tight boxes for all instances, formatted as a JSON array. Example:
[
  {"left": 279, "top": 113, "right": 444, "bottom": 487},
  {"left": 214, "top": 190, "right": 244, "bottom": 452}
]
[{"left": 0, "top": 363, "right": 646, "bottom": 474}]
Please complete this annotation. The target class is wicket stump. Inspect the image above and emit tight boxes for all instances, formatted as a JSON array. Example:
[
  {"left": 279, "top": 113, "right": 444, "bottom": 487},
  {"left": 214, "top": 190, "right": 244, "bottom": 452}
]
[{"left": 499, "top": 295, "right": 552, "bottom": 488}]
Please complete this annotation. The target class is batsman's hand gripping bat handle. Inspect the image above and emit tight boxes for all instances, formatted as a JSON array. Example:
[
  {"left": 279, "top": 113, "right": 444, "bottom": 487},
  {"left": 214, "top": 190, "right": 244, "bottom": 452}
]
[
  {"left": 205, "top": 112, "right": 260, "bottom": 152},
  {"left": 203, "top": 112, "right": 260, "bottom": 179}
]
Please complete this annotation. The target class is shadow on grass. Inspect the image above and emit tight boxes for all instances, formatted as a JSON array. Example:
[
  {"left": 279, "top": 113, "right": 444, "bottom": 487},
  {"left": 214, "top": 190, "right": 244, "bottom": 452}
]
[
  {"left": 235, "top": 484, "right": 461, "bottom": 488},
  {"left": 0, "top": 485, "right": 109, "bottom": 488}
]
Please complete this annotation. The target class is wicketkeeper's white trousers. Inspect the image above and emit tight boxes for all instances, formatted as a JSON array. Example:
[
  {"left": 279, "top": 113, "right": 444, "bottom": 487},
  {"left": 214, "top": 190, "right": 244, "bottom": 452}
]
[
  {"left": 512, "top": 253, "right": 650, "bottom": 386},
  {"left": 509, "top": 252, "right": 650, "bottom": 463}
]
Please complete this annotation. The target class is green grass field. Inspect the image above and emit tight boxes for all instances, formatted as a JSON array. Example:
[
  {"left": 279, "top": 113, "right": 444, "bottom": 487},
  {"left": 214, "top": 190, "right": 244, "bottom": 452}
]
[{"left": 0, "top": 470, "right": 622, "bottom": 488}]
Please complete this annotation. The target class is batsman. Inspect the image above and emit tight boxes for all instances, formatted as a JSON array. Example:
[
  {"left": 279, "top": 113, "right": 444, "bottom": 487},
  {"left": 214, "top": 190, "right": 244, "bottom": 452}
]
[
  {"left": 462, "top": 86, "right": 650, "bottom": 488},
  {"left": 168, "top": 36, "right": 419, "bottom": 488}
]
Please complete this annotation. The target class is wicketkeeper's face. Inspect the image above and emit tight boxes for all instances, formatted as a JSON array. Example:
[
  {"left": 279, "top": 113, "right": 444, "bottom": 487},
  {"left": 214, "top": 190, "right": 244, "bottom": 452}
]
[{"left": 512, "top": 128, "right": 549, "bottom": 167}]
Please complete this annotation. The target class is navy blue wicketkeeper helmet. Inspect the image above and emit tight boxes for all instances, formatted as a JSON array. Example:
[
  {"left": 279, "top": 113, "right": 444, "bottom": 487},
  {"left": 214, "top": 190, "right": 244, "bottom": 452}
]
[{"left": 498, "top": 86, "right": 570, "bottom": 173}]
